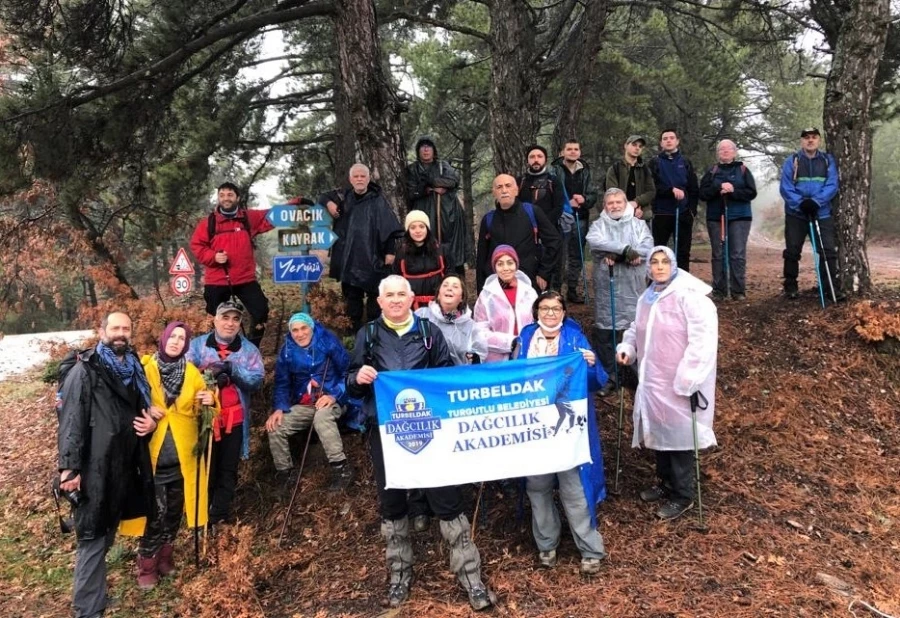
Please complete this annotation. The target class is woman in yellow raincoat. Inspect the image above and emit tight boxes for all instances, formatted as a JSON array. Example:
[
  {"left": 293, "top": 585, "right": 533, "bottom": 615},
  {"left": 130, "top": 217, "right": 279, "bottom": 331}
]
[{"left": 120, "top": 321, "right": 217, "bottom": 589}]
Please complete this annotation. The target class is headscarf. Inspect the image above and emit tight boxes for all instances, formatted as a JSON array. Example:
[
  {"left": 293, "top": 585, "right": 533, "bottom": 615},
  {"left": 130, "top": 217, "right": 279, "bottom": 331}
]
[
  {"left": 288, "top": 312, "right": 315, "bottom": 330},
  {"left": 644, "top": 245, "right": 678, "bottom": 305},
  {"left": 96, "top": 341, "right": 152, "bottom": 408},
  {"left": 156, "top": 321, "right": 191, "bottom": 406}
]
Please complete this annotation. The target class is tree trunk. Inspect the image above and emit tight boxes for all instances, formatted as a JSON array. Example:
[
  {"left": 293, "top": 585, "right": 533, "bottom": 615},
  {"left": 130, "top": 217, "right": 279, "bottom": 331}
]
[
  {"left": 488, "top": 0, "right": 544, "bottom": 174},
  {"left": 332, "top": 62, "right": 356, "bottom": 186},
  {"left": 820, "top": 0, "right": 890, "bottom": 294},
  {"left": 333, "top": 0, "right": 407, "bottom": 217},
  {"left": 460, "top": 136, "right": 476, "bottom": 266},
  {"left": 551, "top": 1, "right": 610, "bottom": 154}
]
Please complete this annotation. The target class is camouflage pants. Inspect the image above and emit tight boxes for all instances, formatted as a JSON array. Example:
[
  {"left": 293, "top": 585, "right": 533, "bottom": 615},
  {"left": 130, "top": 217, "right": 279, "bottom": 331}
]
[{"left": 268, "top": 403, "right": 346, "bottom": 470}]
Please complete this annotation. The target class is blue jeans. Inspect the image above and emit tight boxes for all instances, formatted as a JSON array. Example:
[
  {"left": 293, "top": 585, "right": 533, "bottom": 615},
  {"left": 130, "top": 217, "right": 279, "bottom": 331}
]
[{"left": 706, "top": 218, "right": 751, "bottom": 295}]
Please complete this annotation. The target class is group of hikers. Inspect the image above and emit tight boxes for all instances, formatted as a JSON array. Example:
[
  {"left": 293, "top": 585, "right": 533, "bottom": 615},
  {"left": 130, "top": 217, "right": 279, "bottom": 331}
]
[{"left": 56, "top": 126, "right": 843, "bottom": 617}]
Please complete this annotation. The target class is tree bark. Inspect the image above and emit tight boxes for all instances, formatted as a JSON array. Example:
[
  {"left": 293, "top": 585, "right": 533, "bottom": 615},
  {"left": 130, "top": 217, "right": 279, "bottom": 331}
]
[
  {"left": 460, "top": 136, "right": 476, "bottom": 266},
  {"left": 333, "top": 0, "right": 407, "bottom": 216},
  {"left": 816, "top": 0, "right": 890, "bottom": 294},
  {"left": 551, "top": 1, "right": 611, "bottom": 154},
  {"left": 488, "top": 0, "right": 545, "bottom": 175}
]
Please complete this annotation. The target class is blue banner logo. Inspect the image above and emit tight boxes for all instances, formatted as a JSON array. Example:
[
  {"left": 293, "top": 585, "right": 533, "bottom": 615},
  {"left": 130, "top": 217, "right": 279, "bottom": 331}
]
[{"left": 384, "top": 388, "right": 442, "bottom": 455}]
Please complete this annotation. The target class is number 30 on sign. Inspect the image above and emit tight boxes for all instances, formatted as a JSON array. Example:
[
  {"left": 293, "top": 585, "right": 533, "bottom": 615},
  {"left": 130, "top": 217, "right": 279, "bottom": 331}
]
[{"left": 171, "top": 274, "right": 193, "bottom": 296}]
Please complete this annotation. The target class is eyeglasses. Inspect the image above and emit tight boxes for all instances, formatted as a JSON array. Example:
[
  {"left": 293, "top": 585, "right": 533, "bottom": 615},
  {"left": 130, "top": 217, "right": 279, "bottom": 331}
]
[{"left": 538, "top": 306, "right": 564, "bottom": 315}]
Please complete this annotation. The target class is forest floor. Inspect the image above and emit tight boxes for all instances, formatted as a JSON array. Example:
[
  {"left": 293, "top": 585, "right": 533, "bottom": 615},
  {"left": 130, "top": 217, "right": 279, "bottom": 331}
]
[{"left": 1, "top": 242, "right": 899, "bottom": 618}]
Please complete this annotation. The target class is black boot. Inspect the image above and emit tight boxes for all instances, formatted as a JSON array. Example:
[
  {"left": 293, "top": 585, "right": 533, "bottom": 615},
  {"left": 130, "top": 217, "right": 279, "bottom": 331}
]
[{"left": 327, "top": 462, "right": 353, "bottom": 492}]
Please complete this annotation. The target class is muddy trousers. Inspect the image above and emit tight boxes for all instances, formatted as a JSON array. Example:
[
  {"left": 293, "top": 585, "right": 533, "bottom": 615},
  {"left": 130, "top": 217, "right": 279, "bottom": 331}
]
[
  {"left": 268, "top": 403, "right": 346, "bottom": 470},
  {"left": 73, "top": 526, "right": 117, "bottom": 618},
  {"left": 139, "top": 476, "right": 184, "bottom": 557},
  {"left": 526, "top": 468, "right": 606, "bottom": 559}
]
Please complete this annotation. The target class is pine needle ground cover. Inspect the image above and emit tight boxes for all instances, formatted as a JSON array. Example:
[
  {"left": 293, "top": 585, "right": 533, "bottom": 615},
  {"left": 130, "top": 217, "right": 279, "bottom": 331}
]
[{"left": 1, "top": 244, "right": 898, "bottom": 618}]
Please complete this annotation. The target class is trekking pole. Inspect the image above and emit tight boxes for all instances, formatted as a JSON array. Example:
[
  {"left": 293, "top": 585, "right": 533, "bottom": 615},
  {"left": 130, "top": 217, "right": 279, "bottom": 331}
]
[
  {"left": 721, "top": 196, "right": 731, "bottom": 299},
  {"left": 194, "top": 448, "right": 201, "bottom": 567},
  {"left": 813, "top": 219, "right": 838, "bottom": 303},
  {"left": 575, "top": 209, "right": 591, "bottom": 302},
  {"left": 689, "top": 391, "right": 709, "bottom": 530},
  {"left": 277, "top": 357, "right": 330, "bottom": 547},
  {"left": 674, "top": 206, "right": 680, "bottom": 263},
  {"left": 608, "top": 263, "right": 624, "bottom": 495},
  {"left": 471, "top": 482, "right": 485, "bottom": 541},
  {"left": 808, "top": 218, "right": 826, "bottom": 308},
  {"left": 435, "top": 193, "right": 443, "bottom": 246},
  {"left": 277, "top": 425, "right": 315, "bottom": 547}
]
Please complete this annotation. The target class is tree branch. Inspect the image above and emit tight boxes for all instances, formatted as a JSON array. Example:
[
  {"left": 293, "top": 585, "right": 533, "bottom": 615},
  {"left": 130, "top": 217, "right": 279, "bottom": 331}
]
[{"left": 380, "top": 10, "right": 491, "bottom": 43}]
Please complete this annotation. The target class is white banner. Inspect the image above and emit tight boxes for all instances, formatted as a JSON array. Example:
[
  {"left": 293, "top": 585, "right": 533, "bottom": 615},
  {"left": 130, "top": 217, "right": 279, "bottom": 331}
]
[{"left": 374, "top": 354, "right": 591, "bottom": 489}]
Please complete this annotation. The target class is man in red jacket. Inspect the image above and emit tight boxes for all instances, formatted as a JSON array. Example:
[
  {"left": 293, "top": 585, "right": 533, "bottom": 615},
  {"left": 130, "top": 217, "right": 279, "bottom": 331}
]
[{"left": 190, "top": 182, "right": 274, "bottom": 349}]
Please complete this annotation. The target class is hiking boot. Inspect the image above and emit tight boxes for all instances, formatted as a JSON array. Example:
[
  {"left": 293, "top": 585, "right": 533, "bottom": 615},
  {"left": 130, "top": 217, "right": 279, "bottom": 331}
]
[
  {"left": 385, "top": 581, "right": 411, "bottom": 608},
  {"left": 538, "top": 549, "right": 557, "bottom": 568},
  {"left": 656, "top": 499, "right": 694, "bottom": 521},
  {"left": 467, "top": 583, "right": 498, "bottom": 611},
  {"left": 136, "top": 554, "right": 159, "bottom": 590},
  {"left": 732, "top": 293, "right": 746, "bottom": 301},
  {"left": 639, "top": 485, "right": 668, "bottom": 502},
  {"left": 580, "top": 555, "right": 606, "bottom": 574},
  {"left": 412, "top": 514, "right": 431, "bottom": 533},
  {"left": 598, "top": 384, "right": 616, "bottom": 398},
  {"left": 784, "top": 286, "right": 799, "bottom": 300},
  {"left": 327, "top": 463, "right": 353, "bottom": 492},
  {"left": 274, "top": 468, "right": 298, "bottom": 489},
  {"left": 157, "top": 543, "right": 175, "bottom": 576},
  {"left": 566, "top": 290, "right": 585, "bottom": 304}
]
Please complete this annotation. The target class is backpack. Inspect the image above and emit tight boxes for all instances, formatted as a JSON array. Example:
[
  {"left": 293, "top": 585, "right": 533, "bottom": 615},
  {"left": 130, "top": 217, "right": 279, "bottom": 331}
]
[
  {"left": 207, "top": 209, "right": 256, "bottom": 248},
  {"left": 55, "top": 349, "right": 97, "bottom": 415},
  {"left": 711, "top": 163, "right": 747, "bottom": 177},
  {"left": 791, "top": 153, "right": 829, "bottom": 183},
  {"left": 484, "top": 202, "right": 540, "bottom": 246},
  {"left": 363, "top": 317, "right": 432, "bottom": 365}
]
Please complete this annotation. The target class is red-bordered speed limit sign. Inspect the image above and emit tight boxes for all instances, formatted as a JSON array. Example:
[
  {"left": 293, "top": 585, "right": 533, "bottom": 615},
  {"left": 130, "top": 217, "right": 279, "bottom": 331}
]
[{"left": 170, "top": 274, "right": 192, "bottom": 296}]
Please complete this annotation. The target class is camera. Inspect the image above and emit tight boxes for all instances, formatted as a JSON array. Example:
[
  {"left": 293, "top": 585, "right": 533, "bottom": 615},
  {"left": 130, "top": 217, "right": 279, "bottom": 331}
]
[{"left": 51, "top": 472, "right": 84, "bottom": 534}]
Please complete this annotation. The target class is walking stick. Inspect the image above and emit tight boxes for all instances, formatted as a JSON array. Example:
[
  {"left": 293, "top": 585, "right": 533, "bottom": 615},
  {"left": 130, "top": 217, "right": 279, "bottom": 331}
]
[
  {"left": 575, "top": 209, "right": 591, "bottom": 302},
  {"left": 721, "top": 196, "right": 731, "bottom": 299},
  {"left": 674, "top": 206, "right": 680, "bottom": 263},
  {"left": 813, "top": 219, "right": 838, "bottom": 303},
  {"left": 808, "top": 219, "right": 826, "bottom": 308},
  {"left": 435, "top": 193, "right": 443, "bottom": 246},
  {"left": 470, "top": 482, "right": 486, "bottom": 541},
  {"left": 203, "top": 430, "right": 213, "bottom": 557},
  {"left": 689, "top": 391, "right": 709, "bottom": 530},
  {"left": 277, "top": 357, "right": 331, "bottom": 547},
  {"left": 608, "top": 263, "right": 625, "bottom": 495},
  {"left": 194, "top": 447, "right": 201, "bottom": 567}
]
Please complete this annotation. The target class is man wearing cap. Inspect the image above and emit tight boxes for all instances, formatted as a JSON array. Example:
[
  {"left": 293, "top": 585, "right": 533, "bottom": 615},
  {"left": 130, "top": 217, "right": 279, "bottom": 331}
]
[
  {"left": 779, "top": 127, "right": 844, "bottom": 301},
  {"left": 475, "top": 174, "right": 561, "bottom": 293},
  {"left": 551, "top": 139, "right": 598, "bottom": 304},
  {"left": 605, "top": 135, "right": 656, "bottom": 222},
  {"left": 265, "top": 312, "right": 353, "bottom": 491},
  {"left": 190, "top": 182, "right": 275, "bottom": 350},
  {"left": 648, "top": 129, "right": 700, "bottom": 272},
  {"left": 319, "top": 164, "right": 403, "bottom": 331},
  {"left": 406, "top": 136, "right": 468, "bottom": 277},
  {"left": 518, "top": 145, "right": 566, "bottom": 289},
  {"left": 186, "top": 300, "right": 265, "bottom": 524}
]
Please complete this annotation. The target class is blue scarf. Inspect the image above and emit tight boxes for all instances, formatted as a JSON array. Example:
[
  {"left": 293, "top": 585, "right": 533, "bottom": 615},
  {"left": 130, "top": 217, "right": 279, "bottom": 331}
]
[{"left": 96, "top": 342, "right": 152, "bottom": 408}]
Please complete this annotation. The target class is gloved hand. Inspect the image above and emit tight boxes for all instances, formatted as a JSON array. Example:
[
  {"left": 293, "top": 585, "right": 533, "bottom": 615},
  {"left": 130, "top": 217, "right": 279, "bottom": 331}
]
[
  {"left": 800, "top": 199, "right": 819, "bottom": 219},
  {"left": 210, "top": 361, "right": 232, "bottom": 377},
  {"left": 621, "top": 245, "right": 640, "bottom": 262}
]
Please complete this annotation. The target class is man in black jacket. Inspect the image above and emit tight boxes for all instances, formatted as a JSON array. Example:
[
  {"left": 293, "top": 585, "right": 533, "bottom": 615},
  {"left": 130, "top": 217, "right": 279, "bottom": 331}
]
[
  {"left": 475, "top": 174, "right": 561, "bottom": 293},
  {"left": 57, "top": 312, "right": 158, "bottom": 618},
  {"left": 320, "top": 163, "right": 403, "bottom": 331},
  {"left": 551, "top": 139, "right": 598, "bottom": 303},
  {"left": 518, "top": 145, "right": 565, "bottom": 289},
  {"left": 347, "top": 275, "right": 496, "bottom": 611},
  {"left": 406, "top": 136, "right": 468, "bottom": 276}
]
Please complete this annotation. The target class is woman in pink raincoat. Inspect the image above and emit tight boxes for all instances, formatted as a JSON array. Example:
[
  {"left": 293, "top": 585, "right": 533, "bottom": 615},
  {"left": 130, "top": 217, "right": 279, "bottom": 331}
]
[
  {"left": 616, "top": 245, "right": 718, "bottom": 521},
  {"left": 473, "top": 245, "right": 538, "bottom": 363}
]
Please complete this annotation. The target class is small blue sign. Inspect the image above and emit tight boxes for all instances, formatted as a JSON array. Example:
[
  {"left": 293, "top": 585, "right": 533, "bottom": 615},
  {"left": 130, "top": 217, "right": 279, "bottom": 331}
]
[
  {"left": 277, "top": 228, "right": 338, "bottom": 251},
  {"left": 266, "top": 204, "right": 333, "bottom": 228},
  {"left": 272, "top": 255, "right": 324, "bottom": 284}
]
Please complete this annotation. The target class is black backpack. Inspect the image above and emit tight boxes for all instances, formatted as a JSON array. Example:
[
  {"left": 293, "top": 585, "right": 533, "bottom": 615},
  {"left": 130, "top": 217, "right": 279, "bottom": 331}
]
[
  {"left": 207, "top": 209, "right": 255, "bottom": 248},
  {"left": 54, "top": 349, "right": 97, "bottom": 415},
  {"left": 363, "top": 318, "right": 432, "bottom": 364}
]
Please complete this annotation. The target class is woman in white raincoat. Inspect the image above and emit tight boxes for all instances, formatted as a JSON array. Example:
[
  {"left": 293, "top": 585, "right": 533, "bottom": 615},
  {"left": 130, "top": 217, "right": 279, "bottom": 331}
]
[
  {"left": 616, "top": 245, "right": 718, "bottom": 521},
  {"left": 473, "top": 245, "right": 537, "bottom": 362},
  {"left": 586, "top": 188, "right": 654, "bottom": 394}
]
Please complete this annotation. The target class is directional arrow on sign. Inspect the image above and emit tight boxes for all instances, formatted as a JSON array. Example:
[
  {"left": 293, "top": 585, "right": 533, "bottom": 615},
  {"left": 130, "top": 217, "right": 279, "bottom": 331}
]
[
  {"left": 266, "top": 204, "right": 333, "bottom": 228},
  {"left": 278, "top": 227, "right": 338, "bottom": 251}
]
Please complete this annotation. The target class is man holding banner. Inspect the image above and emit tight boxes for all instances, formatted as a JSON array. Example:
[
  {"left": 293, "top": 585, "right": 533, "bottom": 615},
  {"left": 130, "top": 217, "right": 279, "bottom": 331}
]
[{"left": 346, "top": 275, "right": 497, "bottom": 611}]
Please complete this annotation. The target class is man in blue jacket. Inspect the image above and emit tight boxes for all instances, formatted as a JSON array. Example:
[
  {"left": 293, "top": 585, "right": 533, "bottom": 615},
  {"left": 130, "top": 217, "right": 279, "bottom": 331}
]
[
  {"left": 779, "top": 127, "right": 844, "bottom": 301},
  {"left": 265, "top": 312, "right": 352, "bottom": 491},
  {"left": 648, "top": 129, "right": 699, "bottom": 272}
]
